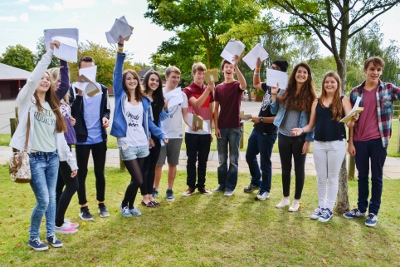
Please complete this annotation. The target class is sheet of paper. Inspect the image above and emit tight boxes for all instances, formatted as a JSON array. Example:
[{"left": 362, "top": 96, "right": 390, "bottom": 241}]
[
  {"left": 75, "top": 66, "right": 100, "bottom": 97},
  {"left": 220, "top": 40, "right": 245, "bottom": 64},
  {"left": 164, "top": 87, "right": 184, "bottom": 108},
  {"left": 204, "top": 69, "right": 219, "bottom": 84},
  {"left": 105, "top": 16, "right": 134, "bottom": 43},
  {"left": 266, "top": 68, "right": 288, "bottom": 90},
  {"left": 51, "top": 36, "right": 78, "bottom": 62},
  {"left": 242, "top": 44, "right": 269, "bottom": 70},
  {"left": 187, "top": 113, "right": 210, "bottom": 133},
  {"left": 339, "top": 96, "right": 363, "bottom": 123},
  {"left": 44, "top": 28, "right": 79, "bottom": 51}
]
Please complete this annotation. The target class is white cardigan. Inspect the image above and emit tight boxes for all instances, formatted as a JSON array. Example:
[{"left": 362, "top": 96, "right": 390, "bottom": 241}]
[{"left": 9, "top": 49, "right": 78, "bottom": 171}]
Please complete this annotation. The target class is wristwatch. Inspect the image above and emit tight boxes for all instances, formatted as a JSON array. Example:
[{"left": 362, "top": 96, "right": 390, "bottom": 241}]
[{"left": 260, "top": 117, "right": 264, "bottom": 123}]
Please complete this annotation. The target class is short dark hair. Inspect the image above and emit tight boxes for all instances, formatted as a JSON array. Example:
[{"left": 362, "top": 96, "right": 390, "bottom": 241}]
[
  {"left": 78, "top": 56, "right": 94, "bottom": 68},
  {"left": 220, "top": 59, "right": 231, "bottom": 72},
  {"left": 272, "top": 60, "right": 289, "bottom": 72},
  {"left": 364, "top": 56, "right": 385, "bottom": 70}
]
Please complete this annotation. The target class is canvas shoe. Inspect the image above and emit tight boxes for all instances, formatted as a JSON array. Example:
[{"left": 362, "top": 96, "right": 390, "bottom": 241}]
[
  {"left": 343, "top": 208, "right": 366, "bottom": 219},
  {"left": 130, "top": 207, "right": 142, "bottom": 216},
  {"left": 224, "top": 190, "right": 235, "bottom": 197},
  {"left": 153, "top": 188, "right": 159, "bottom": 198},
  {"left": 213, "top": 186, "right": 225, "bottom": 192},
  {"left": 365, "top": 213, "right": 378, "bottom": 227},
  {"left": 46, "top": 235, "right": 63, "bottom": 248},
  {"left": 318, "top": 208, "right": 333, "bottom": 223},
  {"left": 275, "top": 197, "right": 290, "bottom": 208},
  {"left": 288, "top": 200, "right": 301, "bottom": 212},
  {"left": 244, "top": 183, "right": 260, "bottom": 193},
  {"left": 55, "top": 222, "right": 78, "bottom": 234},
  {"left": 120, "top": 205, "right": 132, "bottom": 217},
  {"left": 198, "top": 188, "right": 213, "bottom": 195},
  {"left": 28, "top": 238, "right": 49, "bottom": 251},
  {"left": 183, "top": 188, "right": 195, "bottom": 197},
  {"left": 310, "top": 207, "right": 323, "bottom": 220},
  {"left": 256, "top": 191, "right": 270, "bottom": 200},
  {"left": 166, "top": 189, "right": 175, "bottom": 201},
  {"left": 79, "top": 207, "right": 94, "bottom": 221},
  {"left": 99, "top": 205, "right": 110, "bottom": 217}
]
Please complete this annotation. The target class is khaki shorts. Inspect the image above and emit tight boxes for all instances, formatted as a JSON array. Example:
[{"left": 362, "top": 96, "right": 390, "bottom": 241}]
[{"left": 156, "top": 138, "right": 183, "bottom": 166}]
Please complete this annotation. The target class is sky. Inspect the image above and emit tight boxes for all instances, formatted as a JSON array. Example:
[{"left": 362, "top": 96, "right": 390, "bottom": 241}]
[{"left": 0, "top": 0, "right": 400, "bottom": 65}]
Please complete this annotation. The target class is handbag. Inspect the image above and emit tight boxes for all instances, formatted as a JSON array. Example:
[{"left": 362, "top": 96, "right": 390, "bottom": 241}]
[{"left": 9, "top": 113, "right": 31, "bottom": 183}]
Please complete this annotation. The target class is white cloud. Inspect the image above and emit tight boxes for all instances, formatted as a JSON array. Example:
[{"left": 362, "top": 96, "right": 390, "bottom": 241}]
[
  {"left": 54, "top": 3, "right": 64, "bottom": 11},
  {"left": 62, "top": 0, "right": 96, "bottom": 9},
  {"left": 66, "top": 13, "right": 86, "bottom": 24},
  {"left": 111, "top": 0, "right": 128, "bottom": 5},
  {"left": 19, "top": 13, "right": 29, "bottom": 22},
  {"left": 29, "top": 5, "right": 50, "bottom": 11},
  {"left": 0, "top": 16, "right": 17, "bottom": 22}
]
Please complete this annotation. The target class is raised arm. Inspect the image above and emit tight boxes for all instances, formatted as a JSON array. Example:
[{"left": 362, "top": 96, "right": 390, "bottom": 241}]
[{"left": 56, "top": 59, "right": 70, "bottom": 100}]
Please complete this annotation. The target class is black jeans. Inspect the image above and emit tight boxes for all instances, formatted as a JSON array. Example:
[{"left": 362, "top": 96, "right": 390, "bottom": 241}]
[
  {"left": 55, "top": 161, "right": 79, "bottom": 227},
  {"left": 75, "top": 141, "right": 107, "bottom": 205},
  {"left": 185, "top": 133, "right": 211, "bottom": 189},
  {"left": 278, "top": 133, "right": 306, "bottom": 199},
  {"left": 141, "top": 137, "right": 160, "bottom": 195}
]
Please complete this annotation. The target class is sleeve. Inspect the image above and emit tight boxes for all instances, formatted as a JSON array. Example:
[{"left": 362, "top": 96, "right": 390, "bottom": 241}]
[
  {"left": 102, "top": 86, "right": 111, "bottom": 120},
  {"left": 159, "top": 108, "right": 169, "bottom": 121},
  {"left": 56, "top": 60, "right": 70, "bottom": 100},
  {"left": 113, "top": 53, "right": 125, "bottom": 98}
]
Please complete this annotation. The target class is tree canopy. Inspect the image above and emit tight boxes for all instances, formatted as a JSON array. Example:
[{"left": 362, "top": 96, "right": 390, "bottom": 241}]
[{"left": 1, "top": 44, "right": 35, "bottom": 71}]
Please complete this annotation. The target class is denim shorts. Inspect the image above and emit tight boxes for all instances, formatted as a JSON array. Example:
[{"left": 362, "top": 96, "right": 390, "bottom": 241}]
[{"left": 119, "top": 145, "right": 149, "bottom": 161}]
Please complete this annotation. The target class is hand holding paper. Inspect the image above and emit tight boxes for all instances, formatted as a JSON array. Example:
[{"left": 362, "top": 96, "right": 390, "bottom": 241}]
[
  {"left": 266, "top": 69, "right": 288, "bottom": 90},
  {"left": 242, "top": 44, "right": 269, "bottom": 70},
  {"left": 339, "top": 96, "right": 364, "bottom": 123},
  {"left": 105, "top": 16, "right": 134, "bottom": 44},
  {"left": 220, "top": 40, "right": 245, "bottom": 64},
  {"left": 75, "top": 66, "right": 100, "bottom": 97}
]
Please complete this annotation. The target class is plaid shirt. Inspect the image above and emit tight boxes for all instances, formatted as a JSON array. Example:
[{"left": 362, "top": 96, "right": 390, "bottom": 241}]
[{"left": 350, "top": 80, "right": 400, "bottom": 147}]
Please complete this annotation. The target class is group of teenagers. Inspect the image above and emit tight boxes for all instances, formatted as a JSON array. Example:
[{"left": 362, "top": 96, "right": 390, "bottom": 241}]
[{"left": 10, "top": 35, "right": 400, "bottom": 251}]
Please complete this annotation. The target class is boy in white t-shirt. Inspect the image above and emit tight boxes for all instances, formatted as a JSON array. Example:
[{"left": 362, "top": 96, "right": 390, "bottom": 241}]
[{"left": 154, "top": 66, "right": 193, "bottom": 201}]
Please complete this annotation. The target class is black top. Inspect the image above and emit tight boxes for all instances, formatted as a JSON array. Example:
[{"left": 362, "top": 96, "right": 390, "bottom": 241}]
[
  {"left": 254, "top": 83, "right": 278, "bottom": 135},
  {"left": 314, "top": 99, "right": 346, "bottom": 141}
]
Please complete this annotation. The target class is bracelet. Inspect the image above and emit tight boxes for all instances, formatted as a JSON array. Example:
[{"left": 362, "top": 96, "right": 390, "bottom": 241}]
[
  {"left": 118, "top": 47, "right": 124, "bottom": 52},
  {"left": 254, "top": 72, "right": 260, "bottom": 75},
  {"left": 118, "top": 43, "right": 124, "bottom": 47}
]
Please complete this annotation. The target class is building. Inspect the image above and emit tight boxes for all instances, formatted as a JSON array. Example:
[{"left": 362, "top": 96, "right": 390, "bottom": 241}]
[{"left": 0, "top": 63, "right": 31, "bottom": 100}]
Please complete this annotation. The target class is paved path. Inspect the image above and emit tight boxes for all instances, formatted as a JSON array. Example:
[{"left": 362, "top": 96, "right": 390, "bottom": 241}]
[{"left": 1, "top": 146, "right": 399, "bottom": 179}]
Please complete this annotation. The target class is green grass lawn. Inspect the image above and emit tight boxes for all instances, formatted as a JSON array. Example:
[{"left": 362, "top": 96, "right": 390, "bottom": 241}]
[{"left": 1, "top": 164, "right": 400, "bottom": 266}]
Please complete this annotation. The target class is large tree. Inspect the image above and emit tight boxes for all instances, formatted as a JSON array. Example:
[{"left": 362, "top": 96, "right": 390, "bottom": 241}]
[
  {"left": 1, "top": 44, "right": 35, "bottom": 71},
  {"left": 145, "top": 0, "right": 262, "bottom": 75},
  {"left": 265, "top": 0, "right": 400, "bottom": 212}
]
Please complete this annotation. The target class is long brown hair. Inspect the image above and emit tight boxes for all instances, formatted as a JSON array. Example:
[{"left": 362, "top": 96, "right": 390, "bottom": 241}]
[
  {"left": 33, "top": 71, "right": 67, "bottom": 133},
  {"left": 122, "top": 69, "right": 143, "bottom": 102},
  {"left": 278, "top": 62, "right": 316, "bottom": 112},
  {"left": 320, "top": 71, "right": 343, "bottom": 121}
]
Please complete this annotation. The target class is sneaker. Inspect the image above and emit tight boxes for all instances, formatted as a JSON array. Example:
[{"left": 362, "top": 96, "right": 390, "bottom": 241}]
[
  {"left": 343, "top": 208, "right": 366, "bottom": 219},
  {"left": 55, "top": 222, "right": 78, "bottom": 234},
  {"left": 288, "top": 200, "right": 301, "bottom": 212},
  {"left": 28, "top": 238, "right": 49, "bottom": 251},
  {"left": 64, "top": 219, "right": 79, "bottom": 229},
  {"left": 166, "top": 189, "right": 175, "bottom": 201},
  {"left": 99, "top": 205, "right": 110, "bottom": 218},
  {"left": 275, "top": 197, "right": 290, "bottom": 208},
  {"left": 79, "top": 207, "right": 94, "bottom": 221},
  {"left": 183, "top": 188, "right": 195, "bottom": 197},
  {"left": 310, "top": 207, "right": 323, "bottom": 220},
  {"left": 318, "top": 208, "right": 333, "bottom": 223},
  {"left": 244, "top": 183, "right": 260, "bottom": 193},
  {"left": 46, "top": 235, "right": 63, "bottom": 248},
  {"left": 365, "top": 213, "right": 378, "bottom": 227},
  {"left": 224, "top": 190, "right": 235, "bottom": 197},
  {"left": 120, "top": 205, "right": 132, "bottom": 217},
  {"left": 256, "top": 191, "right": 269, "bottom": 200},
  {"left": 153, "top": 188, "right": 159, "bottom": 198},
  {"left": 130, "top": 207, "right": 142, "bottom": 216},
  {"left": 213, "top": 186, "right": 225, "bottom": 192},
  {"left": 198, "top": 188, "right": 212, "bottom": 195}
]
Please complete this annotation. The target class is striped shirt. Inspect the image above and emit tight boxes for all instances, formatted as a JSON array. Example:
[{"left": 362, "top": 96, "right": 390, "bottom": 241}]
[{"left": 350, "top": 80, "right": 400, "bottom": 147}]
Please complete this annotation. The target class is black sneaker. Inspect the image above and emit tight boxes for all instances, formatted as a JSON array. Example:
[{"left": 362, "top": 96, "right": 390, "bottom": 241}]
[
  {"left": 28, "top": 238, "right": 49, "bottom": 251},
  {"left": 166, "top": 189, "right": 175, "bottom": 201},
  {"left": 98, "top": 205, "right": 110, "bottom": 218},
  {"left": 79, "top": 207, "right": 94, "bottom": 221}
]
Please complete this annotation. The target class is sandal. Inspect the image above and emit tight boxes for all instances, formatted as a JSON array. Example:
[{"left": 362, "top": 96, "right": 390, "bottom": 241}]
[{"left": 141, "top": 200, "right": 155, "bottom": 207}]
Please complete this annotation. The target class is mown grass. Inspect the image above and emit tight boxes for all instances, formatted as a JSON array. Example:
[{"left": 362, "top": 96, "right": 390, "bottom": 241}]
[{"left": 1, "top": 164, "right": 400, "bottom": 266}]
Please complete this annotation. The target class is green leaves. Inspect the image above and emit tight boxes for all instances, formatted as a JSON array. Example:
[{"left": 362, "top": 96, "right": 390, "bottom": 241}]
[{"left": 1, "top": 44, "right": 35, "bottom": 71}]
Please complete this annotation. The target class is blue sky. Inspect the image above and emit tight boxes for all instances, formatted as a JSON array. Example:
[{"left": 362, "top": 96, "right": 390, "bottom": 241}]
[{"left": 0, "top": 0, "right": 399, "bottom": 64}]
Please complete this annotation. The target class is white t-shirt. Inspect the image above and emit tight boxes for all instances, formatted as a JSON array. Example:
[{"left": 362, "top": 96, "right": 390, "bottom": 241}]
[
  {"left": 31, "top": 102, "right": 57, "bottom": 152},
  {"left": 117, "top": 99, "right": 148, "bottom": 148},
  {"left": 161, "top": 89, "right": 188, "bottom": 139}
]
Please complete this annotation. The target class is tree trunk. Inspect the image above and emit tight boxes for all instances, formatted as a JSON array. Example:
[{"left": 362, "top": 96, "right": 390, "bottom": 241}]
[{"left": 335, "top": 157, "right": 350, "bottom": 213}]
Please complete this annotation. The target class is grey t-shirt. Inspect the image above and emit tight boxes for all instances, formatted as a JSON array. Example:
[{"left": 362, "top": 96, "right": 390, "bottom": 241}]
[
  {"left": 278, "top": 109, "right": 302, "bottom": 137},
  {"left": 31, "top": 102, "right": 56, "bottom": 152}
]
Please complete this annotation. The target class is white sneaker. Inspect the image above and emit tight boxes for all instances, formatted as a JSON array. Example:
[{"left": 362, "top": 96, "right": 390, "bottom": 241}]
[
  {"left": 256, "top": 191, "right": 270, "bottom": 200},
  {"left": 275, "top": 197, "right": 290, "bottom": 208},
  {"left": 288, "top": 200, "right": 301, "bottom": 212},
  {"left": 55, "top": 222, "right": 78, "bottom": 234}
]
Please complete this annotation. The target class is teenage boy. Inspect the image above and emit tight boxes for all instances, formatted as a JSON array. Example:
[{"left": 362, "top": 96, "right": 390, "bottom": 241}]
[
  {"left": 344, "top": 56, "right": 400, "bottom": 227},
  {"left": 244, "top": 58, "right": 288, "bottom": 200},
  {"left": 154, "top": 66, "right": 193, "bottom": 201},
  {"left": 70, "top": 56, "right": 111, "bottom": 220},
  {"left": 213, "top": 55, "right": 246, "bottom": 196},
  {"left": 182, "top": 62, "right": 214, "bottom": 196}
]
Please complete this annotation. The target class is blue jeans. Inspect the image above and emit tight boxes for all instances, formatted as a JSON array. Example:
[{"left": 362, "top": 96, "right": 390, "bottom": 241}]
[
  {"left": 354, "top": 139, "right": 387, "bottom": 215},
  {"left": 217, "top": 127, "right": 242, "bottom": 191},
  {"left": 245, "top": 129, "right": 277, "bottom": 193},
  {"left": 29, "top": 151, "right": 59, "bottom": 240}
]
